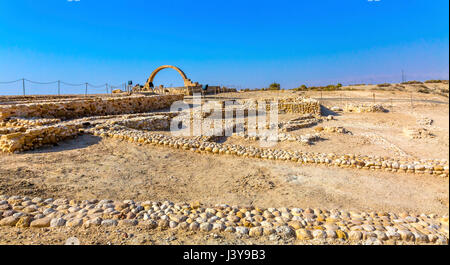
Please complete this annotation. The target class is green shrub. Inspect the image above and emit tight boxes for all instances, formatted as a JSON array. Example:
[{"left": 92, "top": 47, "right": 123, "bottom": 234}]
[
  {"left": 401, "top": 80, "right": 423, "bottom": 84},
  {"left": 268, "top": 82, "right": 281, "bottom": 90},
  {"left": 424, "top": 79, "right": 447, "bottom": 83},
  {"left": 418, "top": 88, "right": 431, "bottom": 94}
]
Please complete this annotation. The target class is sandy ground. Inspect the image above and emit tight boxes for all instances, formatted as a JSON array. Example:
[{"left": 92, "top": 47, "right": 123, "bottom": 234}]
[{"left": 0, "top": 134, "right": 448, "bottom": 215}]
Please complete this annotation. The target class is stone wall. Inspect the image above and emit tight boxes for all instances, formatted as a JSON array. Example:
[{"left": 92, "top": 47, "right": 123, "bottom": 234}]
[
  {"left": 108, "top": 115, "right": 172, "bottom": 131},
  {"left": 0, "top": 95, "right": 184, "bottom": 120},
  {"left": 0, "top": 124, "right": 81, "bottom": 153},
  {"left": 0, "top": 95, "right": 183, "bottom": 153},
  {"left": 237, "top": 97, "right": 321, "bottom": 115},
  {"left": 277, "top": 98, "right": 321, "bottom": 115}
]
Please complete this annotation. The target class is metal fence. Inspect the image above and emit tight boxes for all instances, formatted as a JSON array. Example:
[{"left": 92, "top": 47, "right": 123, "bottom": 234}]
[{"left": 0, "top": 78, "right": 127, "bottom": 96}]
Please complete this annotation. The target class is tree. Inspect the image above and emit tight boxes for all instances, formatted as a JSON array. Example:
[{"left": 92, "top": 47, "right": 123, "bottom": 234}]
[{"left": 268, "top": 82, "right": 281, "bottom": 90}]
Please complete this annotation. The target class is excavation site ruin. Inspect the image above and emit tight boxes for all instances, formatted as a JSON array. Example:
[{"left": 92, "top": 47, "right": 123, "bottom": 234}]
[{"left": 0, "top": 66, "right": 448, "bottom": 245}]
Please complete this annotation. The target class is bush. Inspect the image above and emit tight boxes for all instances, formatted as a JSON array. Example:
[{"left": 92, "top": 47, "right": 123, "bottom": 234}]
[
  {"left": 401, "top": 81, "right": 423, "bottom": 84},
  {"left": 377, "top": 83, "right": 391, "bottom": 88},
  {"left": 292, "top": 85, "right": 307, "bottom": 91},
  {"left": 424, "top": 79, "right": 448, "bottom": 84},
  {"left": 268, "top": 82, "right": 281, "bottom": 90},
  {"left": 418, "top": 88, "right": 430, "bottom": 94}
]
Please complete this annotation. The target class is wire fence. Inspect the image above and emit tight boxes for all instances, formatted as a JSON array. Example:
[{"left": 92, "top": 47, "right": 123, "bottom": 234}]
[{"left": 0, "top": 78, "right": 128, "bottom": 96}]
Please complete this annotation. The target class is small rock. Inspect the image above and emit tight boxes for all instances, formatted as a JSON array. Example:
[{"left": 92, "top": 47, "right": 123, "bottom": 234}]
[
  {"left": 50, "top": 218, "right": 66, "bottom": 227},
  {"left": 30, "top": 217, "right": 51, "bottom": 228}
]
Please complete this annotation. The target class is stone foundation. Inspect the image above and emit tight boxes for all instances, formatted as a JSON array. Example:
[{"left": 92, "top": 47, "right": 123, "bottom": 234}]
[
  {"left": 0, "top": 124, "right": 82, "bottom": 153},
  {"left": 0, "top": 194, "right": 447, "bottom": 245},
  {"left": 0, "top": 94, "right": 184, "bottom": 120},
  {"left": 0, "top": 95, "right": 183, "bottom": 153}
]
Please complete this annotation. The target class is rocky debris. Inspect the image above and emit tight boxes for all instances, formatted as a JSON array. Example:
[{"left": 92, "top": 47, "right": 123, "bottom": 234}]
[
  {"left": 233, "top": 131, "right": 322, "bottom": 145},
  {"left": 315, "top": 126, "right": 351, "bottom": 134},
  {"left": 403, "top": 127, "right": 435, "bottom": 139},
  {"left": 417, "top": 118, "right": 433, "bottom": 126},
  {"left": 0, "top": 194, "right": 447, "bottom": 245},
  {"left": 344, "top": 104, "right": 388, "bottom": 113}
]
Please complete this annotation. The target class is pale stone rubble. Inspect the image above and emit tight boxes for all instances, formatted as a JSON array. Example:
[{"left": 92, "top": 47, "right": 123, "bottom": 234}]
[
  {"left": 85, "top": 124, "right": 449, "bottom": 177},
  {"left": 403, "top": 127, "right": 435, "bottom": 139},
  {"left": 233, "top": 131, "right": 322, "bottom": 145},
  {"left": 344, "top": 104, "right": 388, "bottom": 113},
  {"left": 0, "top": 195, "right": 447, "bottom": 244},
  {"left": 315, "top": 126, "right": 352, "bottom": 134}
]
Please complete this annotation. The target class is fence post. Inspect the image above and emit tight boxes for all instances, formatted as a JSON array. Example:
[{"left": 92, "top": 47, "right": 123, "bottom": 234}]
[
  {"left": 106, "top": 83, "right": 108, "bottom": 94},
  {"left": 58, "top": 80, "right": 60, "bottom": 96},
  {"left": 373, "top": 92, "right": 375, "bottom": 104},
  {"left": 85, "top": 83, "right": 88, "bottom": 97},
  {"left": 22, "top": 78, "right": 25, "bottom": 95}
]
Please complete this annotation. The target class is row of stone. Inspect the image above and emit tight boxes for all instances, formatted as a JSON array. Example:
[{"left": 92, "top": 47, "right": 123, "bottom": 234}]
[
  {"left": 0, "top": 195, "right": 447, "bottom": 244},
  {"left": 87, "top": 124, "right": 449, "bottom": 177},
  {"left": 343, "top": 103, "right": 388, "bottom": 113},
  {"left": 232, "top": 131, "right": 322, "bottom": 145},
  {"left": 0, "top": 94, "right": 184, "bottom": 120},
  {"left": 0, "top": 117, "right": 61, "bottom": 127}
]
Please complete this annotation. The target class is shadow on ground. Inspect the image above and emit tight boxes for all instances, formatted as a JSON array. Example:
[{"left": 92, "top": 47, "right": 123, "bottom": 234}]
[{"left": 25, "top": 134, "right": 102, "bottom": 154}]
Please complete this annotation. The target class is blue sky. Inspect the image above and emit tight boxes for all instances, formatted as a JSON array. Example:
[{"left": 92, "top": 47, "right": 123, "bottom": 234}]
[{"left": 0, "top": 0, "right": 448, "bottom": 94}]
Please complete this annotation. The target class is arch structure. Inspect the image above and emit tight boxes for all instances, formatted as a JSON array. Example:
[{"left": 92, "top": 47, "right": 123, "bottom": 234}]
[{"left": 144, "top": 65, "right": 197, "bottom": 90}]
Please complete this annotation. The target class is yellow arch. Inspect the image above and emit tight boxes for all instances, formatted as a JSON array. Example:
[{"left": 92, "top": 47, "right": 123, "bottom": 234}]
[{"left": 145, "top": 65, "right": 195, "bottom": 88}]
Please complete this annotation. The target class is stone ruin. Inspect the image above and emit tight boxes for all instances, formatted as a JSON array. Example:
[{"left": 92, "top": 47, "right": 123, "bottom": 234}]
[
  {"left": 0, "top": 94, "right": 448, "bottom": 178},
  {"left": 0, "top": 95, "right": 183, "bottom": 153},
  {"left": 343, "top": 103, "right": 388, "bottom": 113}
]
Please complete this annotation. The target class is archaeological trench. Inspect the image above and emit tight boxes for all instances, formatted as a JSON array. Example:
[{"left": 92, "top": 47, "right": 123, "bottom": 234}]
[{"left": 0, "top": 93, "right": 448, "bottom": 245}]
